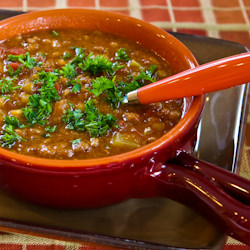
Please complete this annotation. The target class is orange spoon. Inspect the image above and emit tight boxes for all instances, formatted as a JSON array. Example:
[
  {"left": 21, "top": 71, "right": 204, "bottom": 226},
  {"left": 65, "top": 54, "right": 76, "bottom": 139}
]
[{"left": 124, "top": 52, "right": 250, "bottom": 104}]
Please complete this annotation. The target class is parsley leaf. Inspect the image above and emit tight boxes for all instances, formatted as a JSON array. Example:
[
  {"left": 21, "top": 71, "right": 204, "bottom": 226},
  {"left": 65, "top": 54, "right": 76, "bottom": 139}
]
[
  {"left": 70, "top": 47, "right": 85, "bottom": 65},
  {"left": 5, "top": 116, "right": 24, "bottom": 128},
  {"left": 67, "top": 79, "right": 81, "bottom": 94},
  {"left": 1, "top": 125, "right": 22, "bottom": 147},
  {"left": 90, "top": 76, "right": 123, "bottom": 108},
  {"left": 84, "top": 99, "right": 117, "bottom": 137},
  {"left": 42, "top": 125, "right": 57, "bottom": 138},
  {"left": 72, "top": 138, "right": 81, "bottom": 145},
  {"left": 52, "top": 30, "right": 59, "bottom": 37},
  {"left": 22, "top": 70, "right": 60, "bottom": 125},
  {"left": 7, "top": 65, "right": 22, "bottom": 77},
  {"left": 63, "top": 52, "right": 71, "bottom": 60},
  {"left": 1, "top": 120, "right": 25, "bottom": 148},
  {"left": 115, "top": 48, "right": 129, "bottom": 61},
  {"left": 38, "top": 70, "right": 60, "bottom": 102},
  {"left": 62, "top": 100, "right": 117, "bottom": 137},
  {"left": 133, "top": 64, "right": 156, "bottom": 85},
  {"left": 22, "top": 94, "right": 52, "bottom": 126},
  {"left": 62, "top": 103, "right": 85, "bottom": 131},
  {"left": 90, "top": 76, "right": 115, "bottom": 97},
  {"left": 8, "top": 52, "right": 41, "bottom": 69},
  {"left": 0, "top": 77, "right": 20, "bottom": 94},
  {"left": 79, "top": 53, "right": 124, "bottom": 76},
  {"left": 60, "top": 63, "right": 77, "bottom": 79}
]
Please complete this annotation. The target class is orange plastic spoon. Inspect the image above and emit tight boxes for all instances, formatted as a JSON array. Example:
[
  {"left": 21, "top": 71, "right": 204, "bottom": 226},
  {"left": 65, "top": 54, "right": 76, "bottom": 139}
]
[{"left": 124, "top": 52, "right": 250, "bottom": 104}]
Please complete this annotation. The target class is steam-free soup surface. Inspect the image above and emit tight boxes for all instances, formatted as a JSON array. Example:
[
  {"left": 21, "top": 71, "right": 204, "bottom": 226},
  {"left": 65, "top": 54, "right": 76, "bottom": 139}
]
[{"left": 0, "top": 29, "right": 183, "bottom": 159}]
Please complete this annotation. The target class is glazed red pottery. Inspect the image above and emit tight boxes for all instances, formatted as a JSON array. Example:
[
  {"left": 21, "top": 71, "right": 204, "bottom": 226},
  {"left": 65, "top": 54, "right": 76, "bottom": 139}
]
[{"left": 0, "top": 9, "right": 249, "bottom": 245}]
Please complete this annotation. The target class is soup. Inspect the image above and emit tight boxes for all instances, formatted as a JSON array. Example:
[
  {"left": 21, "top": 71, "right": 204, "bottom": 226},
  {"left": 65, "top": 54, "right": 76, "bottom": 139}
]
[{"left": 0, "top": 29, "right": 183, "bottom": 159}]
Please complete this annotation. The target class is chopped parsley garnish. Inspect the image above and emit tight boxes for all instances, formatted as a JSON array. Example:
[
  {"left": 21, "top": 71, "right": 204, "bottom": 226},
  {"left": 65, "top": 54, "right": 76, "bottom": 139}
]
[
  {"left": 0, "top": 77, "right": 20, "bottom": 94},
  {"left": 60, "top": 63, "right": 77, "bottom": 79},
  {"left": 67, "top": 79, "right": 81, "bottom": 94},
  {"left": 63, "top": 52, "right": 71, "bottom": 60},
  {"left": 62, "top": 103, "right": 85, "bottom": 131},
  {"left": 52, "top": 30, "right": 59, "bottom": 37},
  {"left": 70, "top": 47, "right": 85, "bottom": 65},
  {"left": 62, "top": 100, "right": 117, "bottom": 137},
  {"left": 89, "top": 65, "right": 157, "bottom": 108},
  {"left": 8, "top": 52, "right": 41, "bottom": 69},
  {"left": 79, "top": 53, "right": 124, "bottom": 76},
  {"left": 0, "top": 124, "right": 24, "bottom": 148},
  {"left": 5, "top": 116, "right": 24, "bottom": 128},
  {"left": 59, "top": 48, "right": 86, "bottom": 79},
  {"left": 22, "top": 94, "right": 52, "bottom": 126},
  {"left": 72, "top": 138, "right": 81, "bottom": 145},
  {"left": 90, "top": 76, "right": 115, "bottom": 97},
  {"left": 84, "top": 99, "right": 117, "bottom": 137},
  {"left": 0, "top": 116, "right": 25, "bottom": 148},
  {"left": 90, "top": 76, "right": 123, "bottom": 108},
  {"left": 7, "top": 65, "right": 22, "bottom": 77},
  {"left": 133, "top": 64, "right": 156, "bottom": 85},
  {"left": 22, "top": 70, "right": 60, "bottom": 125},
  {"left": 115, "top": 48, "right": 129, "bottom": 61},
  {"left": 42, "top": 125, "right": 57, "bottom": 138},
  {"left": 38, "top": 70, "right": 60, "bottom": 102}
]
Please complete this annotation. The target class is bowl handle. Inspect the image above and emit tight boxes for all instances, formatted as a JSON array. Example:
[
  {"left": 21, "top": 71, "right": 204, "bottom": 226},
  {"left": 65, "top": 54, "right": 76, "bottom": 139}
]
[{"left": 144, "top": 151, "right": 250, "bottom": 244}]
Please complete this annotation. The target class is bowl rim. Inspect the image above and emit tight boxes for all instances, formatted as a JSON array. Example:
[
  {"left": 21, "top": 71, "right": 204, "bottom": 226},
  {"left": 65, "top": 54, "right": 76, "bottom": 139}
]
[{"left": 0, "top": 9, "right": 205, "bottom": 170}]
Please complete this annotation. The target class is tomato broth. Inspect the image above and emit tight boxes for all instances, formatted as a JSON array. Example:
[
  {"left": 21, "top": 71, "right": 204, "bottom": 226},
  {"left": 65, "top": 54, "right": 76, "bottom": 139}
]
[{"left": 0, "top": 29, "right": 183, "bottom": 159}]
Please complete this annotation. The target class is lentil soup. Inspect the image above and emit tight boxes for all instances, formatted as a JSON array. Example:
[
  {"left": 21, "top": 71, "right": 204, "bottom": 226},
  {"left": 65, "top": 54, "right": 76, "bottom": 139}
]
[{"left": 0, "top": 29, "right": 183, "bottom": 159}]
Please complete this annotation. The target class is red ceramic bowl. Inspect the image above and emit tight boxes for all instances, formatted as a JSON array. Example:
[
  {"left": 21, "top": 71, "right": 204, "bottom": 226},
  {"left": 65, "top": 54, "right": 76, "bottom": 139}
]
[{"left": 0, "top": 9, "right": 250, "bottom": 244}]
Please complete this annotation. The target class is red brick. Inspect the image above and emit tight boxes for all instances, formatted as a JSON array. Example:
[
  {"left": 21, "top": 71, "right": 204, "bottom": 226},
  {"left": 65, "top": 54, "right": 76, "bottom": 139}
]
[
  {"left": 140, "top": 0, "right": 167, "bottom": 5},
  {"left": 100, "top": 0, "right": 128, "bottom": 7},
  {"left": 214, "top": 10, "right": 245, "bottom": 23},
  {"left": 211, "top": 0, "right": 240, "bottom": 7},
  {"left": 0, "top": 244, "right": 23, "bottom": 250},
  {"left": 26, "top": 245, "right": 65, "bottom": 250},
  {"left": 68, "top": 0, "right": 95, "bottom": 7},
  {"left": 0, "top": 0, "right": 22, "bottom": 7},
  {"left": 174, "top": 10, "right": 204, "bottom": 22},
  {"left": 142, "top": 8, "right": 171, "bottom": 22},
  {"left": 171, "top": 0, "right": 200, "bottom": 7},
  {"left": 27, "top": 0, "right": 55, "bottom": 7},
  {"left": 243, "top": 0, "right": 250, "bottom": 7}
]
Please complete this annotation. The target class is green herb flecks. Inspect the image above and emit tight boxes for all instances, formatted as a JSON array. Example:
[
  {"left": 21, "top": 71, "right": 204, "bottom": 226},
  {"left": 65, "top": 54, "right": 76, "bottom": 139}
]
[
  {"left": 133, "top": 64, "right": 156, "bottom": 85},
  {"left": 52, "top": 30, "right": 59, "bottom": 37},
  {"left": 90, "top": 76, "right": 115, "bottom": 97},
  {"left": 90, "top": 76, "right": 123, "bottom": 108},
  {"left": 70, "top": 47, "right": 85, "bottom": 65},
  {"left": 62, "top": 100, "right": 117, "bottom": 137},
  {"left": 0, "top": 77, "right": 20, "bottom": 94},
  {"left": 42, "top": 125, "right": 57, "bottom": 138},
  {"left": 4, "top": 116, "right": 25, "bottom": 129},
  {"left": 67, "top": 79, "right": 81, "bottom": 94},
  {"left": 59, "top": 48, "right": 85, "bottom": 80},
  {"left": 84, "top": 99, "right": 117, "bottom": 137},
  {"left": 89, "top": 65, "right": 157, "bottom": 108},
  {"left": 0, "top": 116, "right": 25, "bottom": 148},
  {"left": 63, "top": 52, "right": 71, "bottom": 60},
  {"left": 62, "top": 103, "right": 85, "bottom": 131},
  {"left": 22, "top": 70, "right": 60, "bottom": 125},
  {"left": 8, "top": 52, "right": 41, "bottom": 69},
  {"left": 72, "top": 138, "right": 81, "bottom": 145},
  {"left": 60, "top": 63, "right": 77, "bottom": 79},
  {"left": 79, "top": 53, "right": 124, "bottom": 76},
  {"left": 7, "top": 65, "right": 22, "bottom": 77},
  {"left": 115, "top": 48, "right": 130, "bottom": 61}
]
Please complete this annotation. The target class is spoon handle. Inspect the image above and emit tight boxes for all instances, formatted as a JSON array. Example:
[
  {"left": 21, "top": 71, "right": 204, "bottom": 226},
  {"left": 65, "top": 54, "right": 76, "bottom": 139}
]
[{"left": 126, "top": 52, "right": 250, "bottom": 104}]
